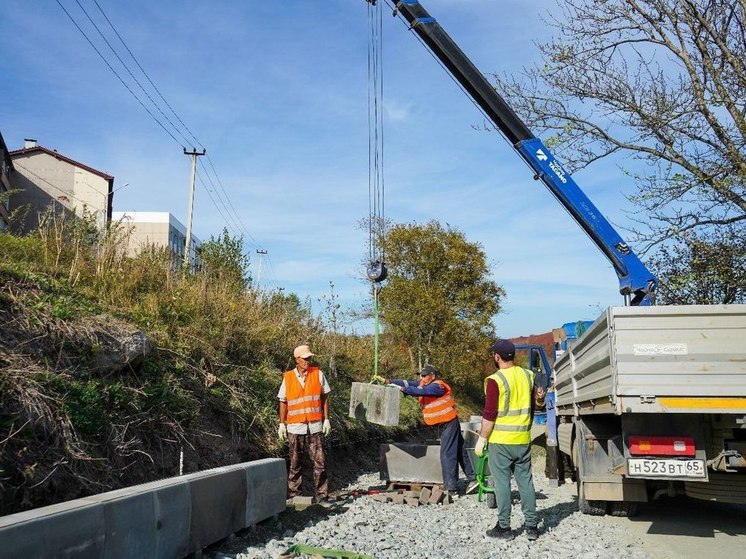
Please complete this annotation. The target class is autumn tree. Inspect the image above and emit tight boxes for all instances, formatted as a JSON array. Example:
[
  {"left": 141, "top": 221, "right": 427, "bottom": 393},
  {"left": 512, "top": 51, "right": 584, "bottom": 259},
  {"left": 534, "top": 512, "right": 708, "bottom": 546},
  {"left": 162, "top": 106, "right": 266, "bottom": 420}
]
[
  {"left": 647, "top": 223, "right": 746, "bottom": 304},
  {"left": 492, "top": 0, "right": 745, "bottom": 248},
  {"left": 379, "top": 221, "right": 505, "bottom": 390}
]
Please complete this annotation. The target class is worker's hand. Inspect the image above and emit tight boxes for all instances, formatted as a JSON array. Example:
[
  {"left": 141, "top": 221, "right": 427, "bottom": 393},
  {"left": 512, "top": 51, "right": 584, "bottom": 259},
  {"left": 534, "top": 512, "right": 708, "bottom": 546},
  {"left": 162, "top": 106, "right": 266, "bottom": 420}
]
[
  {"left": 277, "top": 423, "right": 287, "bottom": 442},
  {"left": 474, "top": 436, "right": 487, "bottom": 458},
  {"left": 322, "top": 418, "right": 331, "bottom": 436}
]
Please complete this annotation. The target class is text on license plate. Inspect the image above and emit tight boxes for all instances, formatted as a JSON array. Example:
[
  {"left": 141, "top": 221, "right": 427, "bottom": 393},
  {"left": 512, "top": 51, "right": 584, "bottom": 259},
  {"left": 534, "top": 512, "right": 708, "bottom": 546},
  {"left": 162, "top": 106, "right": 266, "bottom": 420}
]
[{"left": 627, "top": 458, "right": 706, "bottom": 478}]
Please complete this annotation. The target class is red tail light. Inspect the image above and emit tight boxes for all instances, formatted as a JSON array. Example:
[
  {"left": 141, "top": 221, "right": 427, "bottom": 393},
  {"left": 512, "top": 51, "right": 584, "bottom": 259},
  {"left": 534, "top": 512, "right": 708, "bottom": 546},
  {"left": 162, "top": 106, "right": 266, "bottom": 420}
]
[{"left": 629, "top": 435, "right": 696, "bottom": 457}]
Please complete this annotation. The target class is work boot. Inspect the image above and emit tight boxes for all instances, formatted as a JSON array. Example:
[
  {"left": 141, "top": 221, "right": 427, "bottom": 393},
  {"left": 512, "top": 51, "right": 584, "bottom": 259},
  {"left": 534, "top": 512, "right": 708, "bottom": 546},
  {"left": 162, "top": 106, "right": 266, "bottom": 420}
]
[
  {"left": 485, "top": 524, "right": 513, "bottom": 540},
  {"left": 525, "top": 526, "right": 539, "bottom": 541},
  {"left": 465, "top": 479, "right": 479, "bottom": 495}
]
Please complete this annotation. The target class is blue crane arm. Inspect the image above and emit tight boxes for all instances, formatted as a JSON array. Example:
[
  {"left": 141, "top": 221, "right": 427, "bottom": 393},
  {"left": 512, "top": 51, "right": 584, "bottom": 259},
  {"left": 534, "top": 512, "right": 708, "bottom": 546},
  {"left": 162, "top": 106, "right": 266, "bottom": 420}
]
[{"left": 390, "top": 0, "right": 657, "bottom": 305}]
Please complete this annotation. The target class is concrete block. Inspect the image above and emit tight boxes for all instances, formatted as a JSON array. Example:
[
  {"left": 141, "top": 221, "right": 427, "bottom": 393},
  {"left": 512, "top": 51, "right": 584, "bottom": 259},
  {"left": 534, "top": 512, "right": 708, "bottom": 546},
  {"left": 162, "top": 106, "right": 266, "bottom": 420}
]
[
  {"left": 418, "top": 487, "right": 431, "bottom": 505},
  {"left": 371, "top": 493, "right": 390, "bottom": 503},
  {"left": 390, "top": 494, "right": 405, "bottom": 505},
  {"left": 98, "top": 489, "right": 157, "bottom": 559},
  {"left": 188, "top": 468, "right": 247, "bottom": 553},
  {"left": 0, "top": 500, "right": 105, "bottom": 559},
  {"left": 152, "top": 480, "right": 192, "bottom": 559},
  {"left": 428, "top": 486, "right": 444, "bottom": 505},
  {"left": 404, "top": 497, "right": 420, "bottom": 506},
  {"left": 463, "top": 430, "right": 491, "bottom": 477},
  {"left": 292, "top": 496, "right": 314, "bottom": 506},
  {"left": 349, "top": 382, "right": 400, "bottom": 426},
  {"left": 243, "top": 458, "right": 287, "bottom": 526},
  {"left": 380, "top": 443, "right": 443, "bottom": 483}
]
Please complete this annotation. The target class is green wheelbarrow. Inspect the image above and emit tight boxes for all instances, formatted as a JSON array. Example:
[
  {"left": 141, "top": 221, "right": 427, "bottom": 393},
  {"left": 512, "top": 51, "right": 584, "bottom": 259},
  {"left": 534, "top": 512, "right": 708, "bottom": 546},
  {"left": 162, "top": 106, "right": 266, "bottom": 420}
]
[{"left": 474, "top": 450, "right": 497, "bottom": 509}]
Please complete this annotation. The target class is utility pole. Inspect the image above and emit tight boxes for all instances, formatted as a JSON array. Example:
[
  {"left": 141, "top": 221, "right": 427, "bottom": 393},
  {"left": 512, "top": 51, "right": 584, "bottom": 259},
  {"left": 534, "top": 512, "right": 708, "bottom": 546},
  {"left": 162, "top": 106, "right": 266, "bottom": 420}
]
[
  {"left": 183, "top": 147, "right": 206, "bottom": 270},
  {"left": 255, "top": 249, "right": 267, "bottom": 290}
]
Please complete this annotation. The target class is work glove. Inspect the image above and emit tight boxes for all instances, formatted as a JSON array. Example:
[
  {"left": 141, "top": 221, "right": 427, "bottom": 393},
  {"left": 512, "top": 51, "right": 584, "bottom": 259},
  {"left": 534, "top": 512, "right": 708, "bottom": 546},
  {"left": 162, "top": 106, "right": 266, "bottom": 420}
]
[
  {"left": 322, "top": 418, "right": 331, "bottom": 436},
  {"left": 474, "top": 436, "right": 487, "bottom": 458},
  {"left": 277, "top": 423, "right": 287, "bottom": 442}
]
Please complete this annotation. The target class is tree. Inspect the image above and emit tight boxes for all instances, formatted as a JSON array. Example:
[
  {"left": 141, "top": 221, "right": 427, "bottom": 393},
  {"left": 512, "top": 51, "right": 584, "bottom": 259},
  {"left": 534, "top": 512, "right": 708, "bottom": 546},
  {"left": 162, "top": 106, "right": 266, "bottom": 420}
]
[
  {"left": 196, "top": 228, "right": 252, "bottom": 290},
  {"left": 647, "top": 223, "right": 746, "bottom": 304},
  {"left": 492, "top": 0, "right": 745, "bottom": 248},
  {"left": 379, "top": 221, "right": 505, "bottom": 387}
]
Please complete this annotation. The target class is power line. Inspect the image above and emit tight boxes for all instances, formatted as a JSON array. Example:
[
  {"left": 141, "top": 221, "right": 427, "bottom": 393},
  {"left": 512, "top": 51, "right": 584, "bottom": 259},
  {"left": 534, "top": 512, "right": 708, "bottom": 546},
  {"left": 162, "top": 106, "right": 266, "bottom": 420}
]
[
  {"left": 90, "top": 0, "right": 204, "bottom": 150},
  {"left": 54, "top": 0, "right": 183, "bottom": 146},
  {"left": 56, "top": 0, "right": 271, "bottom": 275},
  {"left": 72, "top": 0, "right": 191, "bottom": 147}
]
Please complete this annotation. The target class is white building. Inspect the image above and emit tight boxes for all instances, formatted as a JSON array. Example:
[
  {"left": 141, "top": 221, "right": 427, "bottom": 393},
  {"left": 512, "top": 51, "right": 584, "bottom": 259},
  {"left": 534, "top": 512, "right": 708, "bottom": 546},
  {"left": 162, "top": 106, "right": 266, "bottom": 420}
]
[
  {"left": 9, "top": 139, "right": 113, "bottom": 233},
  {"left": 111, "top": 211, "right": 201, "bottom": 265}
]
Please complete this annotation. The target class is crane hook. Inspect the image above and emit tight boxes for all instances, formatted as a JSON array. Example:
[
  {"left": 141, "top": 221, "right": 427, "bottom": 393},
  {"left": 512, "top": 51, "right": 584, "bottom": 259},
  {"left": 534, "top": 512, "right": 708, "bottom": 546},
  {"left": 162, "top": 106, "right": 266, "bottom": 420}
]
[{"left": 367, "top": 260, "right": 388, "bottom": 282}]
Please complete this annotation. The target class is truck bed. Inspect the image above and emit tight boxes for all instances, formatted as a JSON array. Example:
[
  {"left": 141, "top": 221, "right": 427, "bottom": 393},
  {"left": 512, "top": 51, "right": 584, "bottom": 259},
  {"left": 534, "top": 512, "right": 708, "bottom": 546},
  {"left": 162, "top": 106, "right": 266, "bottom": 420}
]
[{"left": 554, "top": 305, "right": 746, "bottom": 415}]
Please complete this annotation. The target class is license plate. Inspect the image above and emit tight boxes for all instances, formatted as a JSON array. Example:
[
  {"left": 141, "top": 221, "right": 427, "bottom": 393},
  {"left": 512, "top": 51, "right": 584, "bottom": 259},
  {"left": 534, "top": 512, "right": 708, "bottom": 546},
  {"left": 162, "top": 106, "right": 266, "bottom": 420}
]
[{"left": 627, "top": 458, "right": 706, "bottom": 478}]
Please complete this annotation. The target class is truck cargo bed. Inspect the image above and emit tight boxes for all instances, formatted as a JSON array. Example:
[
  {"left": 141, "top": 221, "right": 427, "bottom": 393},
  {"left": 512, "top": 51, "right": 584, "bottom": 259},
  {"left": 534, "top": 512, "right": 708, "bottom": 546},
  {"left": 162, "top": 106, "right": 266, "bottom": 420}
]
[{"left": 555, "top": 305, "right": 746, "bottom": 415}]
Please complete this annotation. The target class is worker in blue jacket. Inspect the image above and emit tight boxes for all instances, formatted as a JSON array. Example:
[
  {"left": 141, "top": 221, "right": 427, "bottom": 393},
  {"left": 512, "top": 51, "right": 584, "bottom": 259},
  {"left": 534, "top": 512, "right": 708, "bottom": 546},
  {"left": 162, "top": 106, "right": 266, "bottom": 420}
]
[{"left": 389, "top": 364, "right": 478, "bottom": 496}]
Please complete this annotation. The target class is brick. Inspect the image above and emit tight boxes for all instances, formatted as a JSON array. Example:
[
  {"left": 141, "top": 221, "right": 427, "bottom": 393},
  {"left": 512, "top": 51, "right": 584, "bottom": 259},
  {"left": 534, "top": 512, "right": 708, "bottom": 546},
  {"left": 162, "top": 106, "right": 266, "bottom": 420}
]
[
  {"left": 391, "top": 494, "right": 405, "bottom": 505},
  {"left": 404, "top": 497, "right": 421, "bottom": 507},
  {"left": 428, "top": 486, "right": 444, "bottom": 505},
  {"left": 418, "top": 487, "right": 431, "bottom": 505}
]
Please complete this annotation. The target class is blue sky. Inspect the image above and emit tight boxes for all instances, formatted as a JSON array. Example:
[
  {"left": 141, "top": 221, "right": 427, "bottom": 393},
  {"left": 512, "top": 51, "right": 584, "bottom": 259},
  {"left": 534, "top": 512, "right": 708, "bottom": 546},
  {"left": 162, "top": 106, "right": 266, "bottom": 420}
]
[{"left": 0, "top": 0, "right": 639, "bottom": 338}]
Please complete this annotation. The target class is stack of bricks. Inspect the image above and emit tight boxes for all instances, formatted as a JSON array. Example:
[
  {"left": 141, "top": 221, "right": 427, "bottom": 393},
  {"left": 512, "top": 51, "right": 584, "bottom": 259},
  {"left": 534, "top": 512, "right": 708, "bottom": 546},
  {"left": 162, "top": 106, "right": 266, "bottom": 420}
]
[{"left": 370, "top": 485, "right": 452, "bottom": 506}]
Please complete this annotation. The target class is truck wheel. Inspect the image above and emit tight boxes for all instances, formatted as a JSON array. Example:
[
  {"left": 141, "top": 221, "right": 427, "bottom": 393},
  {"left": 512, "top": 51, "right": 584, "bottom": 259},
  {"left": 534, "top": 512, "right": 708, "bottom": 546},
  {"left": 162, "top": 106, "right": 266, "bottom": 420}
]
[
  {"left": 577, "top": 482, "right": 607, "bottom": 516},
  {"left": 573, "top": 440, "right": 606, "bottom": 516},
  {"left": 485, "top": 491, "right": 497, "bottom": 509},
  {"left": 607, "top": 501, "right": 639, "bottom": 517}
]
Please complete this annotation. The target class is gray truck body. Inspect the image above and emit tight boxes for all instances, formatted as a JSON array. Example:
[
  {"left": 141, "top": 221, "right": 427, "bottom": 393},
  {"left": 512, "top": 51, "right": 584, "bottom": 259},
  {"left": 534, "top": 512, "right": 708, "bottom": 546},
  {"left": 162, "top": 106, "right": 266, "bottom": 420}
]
[
  {"left": 553, "top": 304, "right": 746, "bottom": 512},
  {"left": 555, "top": 304, "right": 746, "bottom": 416}
]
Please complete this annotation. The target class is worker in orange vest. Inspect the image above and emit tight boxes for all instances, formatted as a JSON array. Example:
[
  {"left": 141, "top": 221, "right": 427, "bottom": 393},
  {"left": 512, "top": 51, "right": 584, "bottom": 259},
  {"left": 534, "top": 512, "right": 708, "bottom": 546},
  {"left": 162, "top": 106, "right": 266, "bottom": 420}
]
[
  {"left": 390, "top": 364, "right": 477, "bottom": 497},
  {"left": 277, "top": 344, "right": 332, "bottom": 505}
]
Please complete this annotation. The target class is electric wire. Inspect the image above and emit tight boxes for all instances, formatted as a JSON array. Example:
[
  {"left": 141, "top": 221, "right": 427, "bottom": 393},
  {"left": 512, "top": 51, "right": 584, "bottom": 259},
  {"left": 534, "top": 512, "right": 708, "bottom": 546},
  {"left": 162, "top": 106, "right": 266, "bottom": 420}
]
[
  {"left": 72, "top": 0, "right": 191, "bottom": 148},
  {"left": 57, "top": 0, "right": 267, "bottom": 276},
  {"left": 90, "top": 0, "right": 204, "bottom": 150},
  {"left": 54, "top": 0, "right": 182, "bottom": 146}
]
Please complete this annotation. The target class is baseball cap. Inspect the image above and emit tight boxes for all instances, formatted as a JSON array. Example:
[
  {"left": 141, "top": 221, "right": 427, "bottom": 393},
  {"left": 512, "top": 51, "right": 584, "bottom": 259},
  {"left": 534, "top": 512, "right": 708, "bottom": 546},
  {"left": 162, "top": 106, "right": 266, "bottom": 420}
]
[
  {"left": 293, "top": 345, "right": 314, "bottom": 359},
  {"left": 488, "top": 339, "right": 515, "bottom": 360},
  {"left": 419, "top": 364, "right": 438, "bottom": 376}
]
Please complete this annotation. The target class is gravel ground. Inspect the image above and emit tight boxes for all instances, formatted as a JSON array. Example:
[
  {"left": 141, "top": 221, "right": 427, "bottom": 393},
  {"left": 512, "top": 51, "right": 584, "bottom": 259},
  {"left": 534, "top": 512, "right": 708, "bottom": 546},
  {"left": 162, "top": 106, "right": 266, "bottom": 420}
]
[{"left": 209, "top": 459, "right": 652, "bottom": 559}]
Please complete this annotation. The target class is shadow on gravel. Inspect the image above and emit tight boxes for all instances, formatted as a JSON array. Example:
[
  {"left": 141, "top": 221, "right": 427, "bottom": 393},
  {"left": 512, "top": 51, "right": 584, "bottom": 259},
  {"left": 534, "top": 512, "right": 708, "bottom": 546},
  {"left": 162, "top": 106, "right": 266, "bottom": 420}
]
[
  {"left": 534, "top": 492, "right": 580, "bottom": 532},
  {"left": 629, "top": 497, "right": 746, "bottom": 538}
]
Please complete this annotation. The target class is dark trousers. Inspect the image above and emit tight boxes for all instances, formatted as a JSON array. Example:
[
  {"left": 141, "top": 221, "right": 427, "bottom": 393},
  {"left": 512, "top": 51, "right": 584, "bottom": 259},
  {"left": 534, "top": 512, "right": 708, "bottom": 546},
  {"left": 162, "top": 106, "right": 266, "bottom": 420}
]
[
  {"left": 438, "top": 417, "right": 475, "bottom": 491},
  {"left": 287, "top": 432, "right": 328, "bottom": 500}
]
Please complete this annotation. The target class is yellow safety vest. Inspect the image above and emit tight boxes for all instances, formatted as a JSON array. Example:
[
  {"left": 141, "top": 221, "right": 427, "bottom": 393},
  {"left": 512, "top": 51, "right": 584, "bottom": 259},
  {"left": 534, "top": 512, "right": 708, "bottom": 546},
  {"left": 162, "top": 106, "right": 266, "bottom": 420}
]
[{"left": 485, "top": 366, "right": 534, "bottom": 445}]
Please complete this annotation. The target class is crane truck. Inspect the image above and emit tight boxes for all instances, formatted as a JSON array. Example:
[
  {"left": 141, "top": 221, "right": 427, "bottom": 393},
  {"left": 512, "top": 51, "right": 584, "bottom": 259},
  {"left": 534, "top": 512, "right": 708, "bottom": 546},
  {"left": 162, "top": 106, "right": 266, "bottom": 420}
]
[{"left": 379, "top": 0, "right": 746, "bottom": 514}]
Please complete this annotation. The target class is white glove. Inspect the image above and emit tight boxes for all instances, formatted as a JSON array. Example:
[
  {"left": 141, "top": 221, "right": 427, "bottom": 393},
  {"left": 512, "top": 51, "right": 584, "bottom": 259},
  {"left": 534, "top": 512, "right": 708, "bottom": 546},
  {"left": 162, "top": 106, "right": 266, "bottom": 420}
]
[
  {"left": 474, "top": 436, "right": 487, "bottom": 458},
  {"left": 277, "top": 423, "right": 287, "bottom": 441},
  {"left": 322, "top": 418, "right": 331, "bottom": 436}
]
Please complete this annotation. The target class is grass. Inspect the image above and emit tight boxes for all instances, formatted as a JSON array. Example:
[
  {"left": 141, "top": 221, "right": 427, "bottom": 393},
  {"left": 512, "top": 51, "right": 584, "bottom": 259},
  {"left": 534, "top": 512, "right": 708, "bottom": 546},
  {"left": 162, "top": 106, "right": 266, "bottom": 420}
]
[{"left": 0, "top": 214, "right": 445, "bottom": 514}]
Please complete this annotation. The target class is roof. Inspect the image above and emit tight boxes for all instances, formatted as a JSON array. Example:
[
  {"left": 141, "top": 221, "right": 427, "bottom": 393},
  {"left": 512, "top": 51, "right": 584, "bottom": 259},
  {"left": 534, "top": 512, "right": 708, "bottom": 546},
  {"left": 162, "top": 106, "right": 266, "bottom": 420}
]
[{"left": 9, "top": 144, "right": 114, "bottom": 181}]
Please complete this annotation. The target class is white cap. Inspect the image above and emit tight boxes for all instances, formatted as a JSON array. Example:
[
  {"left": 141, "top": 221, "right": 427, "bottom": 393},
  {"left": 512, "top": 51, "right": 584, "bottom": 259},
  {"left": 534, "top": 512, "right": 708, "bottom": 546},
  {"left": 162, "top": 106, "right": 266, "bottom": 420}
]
[{"left": 293, "top": 345, "right": 314, "bottom": 359}]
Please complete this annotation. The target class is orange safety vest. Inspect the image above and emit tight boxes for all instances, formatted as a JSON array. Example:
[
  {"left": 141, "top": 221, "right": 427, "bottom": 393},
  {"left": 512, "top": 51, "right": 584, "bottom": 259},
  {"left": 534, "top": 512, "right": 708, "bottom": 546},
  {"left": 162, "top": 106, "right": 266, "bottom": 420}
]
[
  {"left": 418, "top": 379, "right": 458, "bottom": 426},
  {"left": 284, "top": 367, "right": 323, "bottom": 424}
]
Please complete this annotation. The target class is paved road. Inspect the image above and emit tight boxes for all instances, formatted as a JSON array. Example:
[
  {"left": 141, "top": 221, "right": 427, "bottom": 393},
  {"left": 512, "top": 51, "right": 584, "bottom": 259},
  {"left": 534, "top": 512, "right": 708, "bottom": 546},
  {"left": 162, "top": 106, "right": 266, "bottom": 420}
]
[{"left": 608, "top": 495, "right": 746, "bottom": 559}]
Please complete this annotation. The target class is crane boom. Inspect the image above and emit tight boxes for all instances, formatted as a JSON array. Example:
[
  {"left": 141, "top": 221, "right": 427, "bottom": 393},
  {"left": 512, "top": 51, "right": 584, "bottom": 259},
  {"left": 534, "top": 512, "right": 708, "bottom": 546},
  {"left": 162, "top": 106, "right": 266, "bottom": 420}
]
[{"left": 389, "top": 0, "right": 657, "bottom": 305}]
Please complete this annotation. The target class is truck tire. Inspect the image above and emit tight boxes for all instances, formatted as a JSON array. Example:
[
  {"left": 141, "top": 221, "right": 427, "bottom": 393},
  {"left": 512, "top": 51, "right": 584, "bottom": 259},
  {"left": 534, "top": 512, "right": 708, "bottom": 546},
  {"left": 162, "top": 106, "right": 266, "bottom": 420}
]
[
  {"left": 577, "top": 483, "right": 607, "bottom": 516},
  {"left": 685, "top": 472, "right": 746, "bottom": 504},
  {"left": 573, "top": 440, "right": 606, "bottom": 516},
  {"left": 607, "top": 501, "right": 639, "bottom": 517}
]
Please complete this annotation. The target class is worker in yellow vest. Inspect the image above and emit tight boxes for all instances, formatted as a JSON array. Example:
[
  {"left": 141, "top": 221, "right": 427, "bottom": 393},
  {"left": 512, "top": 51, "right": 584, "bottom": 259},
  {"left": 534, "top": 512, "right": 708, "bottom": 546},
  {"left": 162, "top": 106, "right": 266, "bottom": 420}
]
[
  {"left": 390, "top": 364, "right": 477, "bottom": 497},
  {"left": 277, "top": 344, "right": 332, "bottom": 505},
  {"left": 474, "top": 339, "right": 545, "bottom": 541}
]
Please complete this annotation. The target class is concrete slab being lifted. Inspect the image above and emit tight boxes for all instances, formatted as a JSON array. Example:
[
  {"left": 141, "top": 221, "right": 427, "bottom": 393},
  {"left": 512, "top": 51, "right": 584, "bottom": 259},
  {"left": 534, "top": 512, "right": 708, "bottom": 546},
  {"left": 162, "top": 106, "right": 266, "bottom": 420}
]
[{"left": 349, "top": 382, "right": 401, "bottom": 426}]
